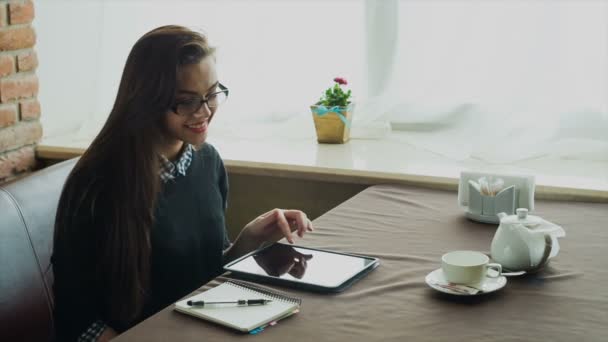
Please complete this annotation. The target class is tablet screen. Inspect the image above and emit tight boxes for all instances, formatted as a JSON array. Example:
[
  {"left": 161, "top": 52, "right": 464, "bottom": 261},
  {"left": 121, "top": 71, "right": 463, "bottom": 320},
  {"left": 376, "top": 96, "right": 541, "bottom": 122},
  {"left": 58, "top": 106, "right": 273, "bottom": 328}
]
[{"left": 225, "top": 243, "right": 377, "bottom": 288}]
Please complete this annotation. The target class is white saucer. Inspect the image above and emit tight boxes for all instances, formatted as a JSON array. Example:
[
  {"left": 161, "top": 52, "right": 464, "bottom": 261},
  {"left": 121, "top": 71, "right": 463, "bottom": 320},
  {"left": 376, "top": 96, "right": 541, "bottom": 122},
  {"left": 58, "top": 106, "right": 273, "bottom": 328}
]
[
  {"left": 465, "top": 211, "right": 500, "bottom": 224},
  {"left": 425, "top": 268, "right": 507, "bottom": 296}
]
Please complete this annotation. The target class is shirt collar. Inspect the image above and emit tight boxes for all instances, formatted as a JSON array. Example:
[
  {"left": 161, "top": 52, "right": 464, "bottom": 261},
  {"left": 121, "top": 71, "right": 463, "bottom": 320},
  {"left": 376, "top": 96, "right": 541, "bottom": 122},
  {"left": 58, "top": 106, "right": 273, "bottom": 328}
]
[{"left": 159, "top": 144, "right": 194, "bottom": 183}]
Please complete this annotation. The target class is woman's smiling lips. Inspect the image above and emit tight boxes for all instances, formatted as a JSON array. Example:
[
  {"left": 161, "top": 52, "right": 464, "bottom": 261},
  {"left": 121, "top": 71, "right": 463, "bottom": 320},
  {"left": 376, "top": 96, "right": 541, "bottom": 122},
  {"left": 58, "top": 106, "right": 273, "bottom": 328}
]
[{"left": 185, "top": 121, "right": 208, "bottom": 134}]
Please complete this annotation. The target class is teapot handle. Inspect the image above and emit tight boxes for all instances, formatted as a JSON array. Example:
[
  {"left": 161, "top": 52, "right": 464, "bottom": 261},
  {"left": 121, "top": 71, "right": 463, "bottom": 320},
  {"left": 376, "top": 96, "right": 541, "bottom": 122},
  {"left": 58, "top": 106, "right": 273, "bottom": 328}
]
[{"left": 535, "top": 234, "right": 553, "bottom": 271}]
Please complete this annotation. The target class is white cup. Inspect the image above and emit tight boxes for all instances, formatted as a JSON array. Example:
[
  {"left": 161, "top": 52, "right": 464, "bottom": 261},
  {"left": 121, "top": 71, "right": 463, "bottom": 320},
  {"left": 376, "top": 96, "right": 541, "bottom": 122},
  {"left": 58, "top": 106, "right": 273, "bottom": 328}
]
[{"left": 441, "top": 251, "right": 502, "bottom": 285}]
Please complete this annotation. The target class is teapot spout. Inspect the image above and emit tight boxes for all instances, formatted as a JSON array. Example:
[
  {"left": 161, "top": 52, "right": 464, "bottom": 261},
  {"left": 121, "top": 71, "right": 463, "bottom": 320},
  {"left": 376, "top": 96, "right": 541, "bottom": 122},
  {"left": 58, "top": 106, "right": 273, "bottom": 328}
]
[{"left": 497, "top": 212, "right": 508, "bottom": 220}]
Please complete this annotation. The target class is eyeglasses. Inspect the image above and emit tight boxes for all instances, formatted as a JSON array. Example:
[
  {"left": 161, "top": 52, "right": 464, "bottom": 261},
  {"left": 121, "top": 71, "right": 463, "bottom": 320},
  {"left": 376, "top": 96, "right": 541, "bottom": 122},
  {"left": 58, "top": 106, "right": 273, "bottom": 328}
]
[{"left": 171, "top": 83, "right": 229, "bottom": 116}]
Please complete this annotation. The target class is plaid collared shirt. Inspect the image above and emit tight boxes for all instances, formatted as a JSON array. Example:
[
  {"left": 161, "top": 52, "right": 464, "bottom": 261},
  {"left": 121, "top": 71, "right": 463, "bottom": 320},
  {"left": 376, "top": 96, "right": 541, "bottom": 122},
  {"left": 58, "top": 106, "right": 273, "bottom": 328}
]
[
  {"left": 78, "top": 144, "right": 194, "bottom": 341},
  {"left": 77, "top": 320, "right": 105, "bottom": 342},
  {"left": 159, "top": 144, "right": 194, "bottom": 183}
]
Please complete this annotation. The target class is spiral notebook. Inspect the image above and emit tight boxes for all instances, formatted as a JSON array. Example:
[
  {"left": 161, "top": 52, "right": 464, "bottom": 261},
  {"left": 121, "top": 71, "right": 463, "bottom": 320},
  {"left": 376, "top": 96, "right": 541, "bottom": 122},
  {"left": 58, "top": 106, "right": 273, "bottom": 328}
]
[{"left": 174, "top": 280, "right": 301, "bottom": 333}]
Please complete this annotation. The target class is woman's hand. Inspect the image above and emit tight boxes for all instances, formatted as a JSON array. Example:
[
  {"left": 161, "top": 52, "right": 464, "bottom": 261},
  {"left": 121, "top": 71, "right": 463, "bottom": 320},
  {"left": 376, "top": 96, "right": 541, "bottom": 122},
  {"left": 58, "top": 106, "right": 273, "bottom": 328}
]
[
  {"left": 224, "top": 209, "right": 314, "bottom": 264},
  {"left": 243, "top": 208, "right": 314, "bottom": 245}
]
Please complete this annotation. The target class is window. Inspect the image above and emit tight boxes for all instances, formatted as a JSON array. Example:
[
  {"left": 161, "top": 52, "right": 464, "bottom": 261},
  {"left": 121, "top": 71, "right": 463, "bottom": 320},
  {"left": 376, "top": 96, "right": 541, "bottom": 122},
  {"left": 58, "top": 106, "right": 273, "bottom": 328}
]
[
  {"left": 37, "top": 0, "right": 365, "bottom": 137},
  {"left": 37, "top": 0, "right": 607, "bottom": 164}
]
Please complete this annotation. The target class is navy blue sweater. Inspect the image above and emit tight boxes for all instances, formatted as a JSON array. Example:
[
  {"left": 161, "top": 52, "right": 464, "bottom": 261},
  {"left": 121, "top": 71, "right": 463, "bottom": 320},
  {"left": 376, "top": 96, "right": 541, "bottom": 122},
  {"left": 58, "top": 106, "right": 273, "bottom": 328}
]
[{"left": 52, "top": 144, "right": 230, "bottom": 340}]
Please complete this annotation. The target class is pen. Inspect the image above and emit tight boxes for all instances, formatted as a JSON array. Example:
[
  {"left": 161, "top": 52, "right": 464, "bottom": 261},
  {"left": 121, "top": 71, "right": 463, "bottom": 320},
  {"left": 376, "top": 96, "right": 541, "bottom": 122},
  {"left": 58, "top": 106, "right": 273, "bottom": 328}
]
[{"left": 187, "top": 299, "right": 273, "bottom": 307}]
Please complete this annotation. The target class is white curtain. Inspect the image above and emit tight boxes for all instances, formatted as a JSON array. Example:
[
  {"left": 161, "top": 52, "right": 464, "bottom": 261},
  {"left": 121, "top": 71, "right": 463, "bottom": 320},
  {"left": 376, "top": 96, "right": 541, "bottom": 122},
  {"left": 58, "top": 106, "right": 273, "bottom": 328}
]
[
  {"left": 382, "top": 0, "right": 608, "bottom": 163},
  {"left": 37, "top": 0, "right": 367, "bottom": 140},
  {"left": 37, "top": 0, "right": 607, "bottom": 163}
]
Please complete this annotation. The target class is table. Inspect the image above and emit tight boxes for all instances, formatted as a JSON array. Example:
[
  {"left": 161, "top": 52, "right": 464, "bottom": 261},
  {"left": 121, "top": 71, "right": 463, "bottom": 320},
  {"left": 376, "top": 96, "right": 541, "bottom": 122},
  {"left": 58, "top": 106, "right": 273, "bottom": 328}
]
[{"left": 115, "top": 184, "right": 608, "bottom": 341}]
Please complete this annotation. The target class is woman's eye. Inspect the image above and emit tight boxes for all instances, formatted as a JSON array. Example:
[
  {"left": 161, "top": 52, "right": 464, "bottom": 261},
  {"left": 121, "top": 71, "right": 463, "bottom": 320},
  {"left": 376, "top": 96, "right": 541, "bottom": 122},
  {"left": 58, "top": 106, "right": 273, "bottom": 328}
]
[{"left": 179, "top": 98, "right": 199, "bottom": 105}]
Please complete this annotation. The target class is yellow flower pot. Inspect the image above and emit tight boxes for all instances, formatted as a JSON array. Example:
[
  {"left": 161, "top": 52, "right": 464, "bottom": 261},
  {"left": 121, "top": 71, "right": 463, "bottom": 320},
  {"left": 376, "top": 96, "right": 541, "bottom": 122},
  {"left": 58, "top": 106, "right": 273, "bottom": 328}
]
[{"left": 310, "top": 104, "right": 354, "bottom": 144}]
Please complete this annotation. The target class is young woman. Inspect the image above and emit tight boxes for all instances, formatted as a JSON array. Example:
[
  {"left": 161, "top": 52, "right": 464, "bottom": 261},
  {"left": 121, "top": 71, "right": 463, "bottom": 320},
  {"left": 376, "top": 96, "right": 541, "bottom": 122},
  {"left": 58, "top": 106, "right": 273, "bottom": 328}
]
[{"left": 52, "top": 25, "right": 313, "bottom": 341}]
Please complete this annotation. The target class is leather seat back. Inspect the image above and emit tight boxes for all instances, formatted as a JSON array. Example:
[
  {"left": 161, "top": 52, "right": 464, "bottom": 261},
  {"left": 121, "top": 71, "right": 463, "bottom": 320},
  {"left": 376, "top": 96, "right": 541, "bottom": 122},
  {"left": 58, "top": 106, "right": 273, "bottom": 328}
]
[{"left": 0, "top": 159, "right": 77, "bottom": 341}]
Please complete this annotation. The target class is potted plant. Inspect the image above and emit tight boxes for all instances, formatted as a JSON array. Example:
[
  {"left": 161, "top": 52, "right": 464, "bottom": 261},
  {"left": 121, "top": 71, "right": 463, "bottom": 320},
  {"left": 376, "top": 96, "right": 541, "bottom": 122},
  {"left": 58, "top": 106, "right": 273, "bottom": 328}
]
[{"left": 310, "top": 77, "right": 354, "bottom": 144}]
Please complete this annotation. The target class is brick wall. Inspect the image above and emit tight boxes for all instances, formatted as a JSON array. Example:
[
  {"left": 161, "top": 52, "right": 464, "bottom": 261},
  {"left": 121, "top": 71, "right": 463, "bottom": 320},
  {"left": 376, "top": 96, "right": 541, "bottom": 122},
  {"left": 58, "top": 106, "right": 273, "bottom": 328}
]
[{"left": 0, "top": 0, "right": 41, "bottom": 183}]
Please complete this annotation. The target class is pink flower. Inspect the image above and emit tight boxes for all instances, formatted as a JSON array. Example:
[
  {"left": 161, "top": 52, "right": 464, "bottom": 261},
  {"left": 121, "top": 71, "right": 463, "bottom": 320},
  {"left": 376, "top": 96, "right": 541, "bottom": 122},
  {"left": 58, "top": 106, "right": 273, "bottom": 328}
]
[{"left": 333, "top": 77, "right": 348, "bottom": 85}]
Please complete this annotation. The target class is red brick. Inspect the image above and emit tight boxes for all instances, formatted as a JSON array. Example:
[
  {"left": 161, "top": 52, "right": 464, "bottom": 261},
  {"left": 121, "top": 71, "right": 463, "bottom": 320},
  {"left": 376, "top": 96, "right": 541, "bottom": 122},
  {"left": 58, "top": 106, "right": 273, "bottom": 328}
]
[
  {"left": 0, "top": 26, "right": 36, "bottom": 51},
  {"left": 0, "top": 145, "right": 36, "bottom": 180},
  {"left": 0, "top": 54, "right": 14, "bottom": 77},
  {"left": 0, "top": 103, "right": 17, "bottom": 127},
  {"left": 17, "top": 50, "right": 37, "bottom": 71},
  {"left": 0, "top": 74, "right": 38, "bottom": 102},
  {"left": 8, "top": 1, "right": 34, "bottom": 25},
  {"left": 0, "top": 120, "right": 42, "bottom": 151},
  {"left": 0, "top": 5, "right": 6, "bottom": 27},
  {"left": 19, "top": 99, "right": 39, "bottom": 120}
]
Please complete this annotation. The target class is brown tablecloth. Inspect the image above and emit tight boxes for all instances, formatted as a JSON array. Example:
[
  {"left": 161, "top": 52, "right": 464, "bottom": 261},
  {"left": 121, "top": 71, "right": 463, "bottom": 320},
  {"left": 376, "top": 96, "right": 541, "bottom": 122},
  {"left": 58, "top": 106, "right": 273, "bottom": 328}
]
[{"left": 115, "top": 184, "right": 608, "bottom": 342}]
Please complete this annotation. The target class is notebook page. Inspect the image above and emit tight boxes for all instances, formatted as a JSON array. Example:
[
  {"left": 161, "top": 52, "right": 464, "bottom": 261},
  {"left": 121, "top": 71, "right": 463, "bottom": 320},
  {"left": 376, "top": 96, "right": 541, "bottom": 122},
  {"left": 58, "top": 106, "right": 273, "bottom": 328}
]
[{"left": 174, "top": 282, "right": 299, "bottom": 331}]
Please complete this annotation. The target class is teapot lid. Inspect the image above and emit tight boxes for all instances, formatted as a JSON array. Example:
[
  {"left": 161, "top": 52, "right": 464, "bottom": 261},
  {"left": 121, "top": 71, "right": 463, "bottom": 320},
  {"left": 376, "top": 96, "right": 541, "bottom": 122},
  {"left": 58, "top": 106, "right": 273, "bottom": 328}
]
[{"left": 500, "top": 208, "right": 543, "bottom": 227}]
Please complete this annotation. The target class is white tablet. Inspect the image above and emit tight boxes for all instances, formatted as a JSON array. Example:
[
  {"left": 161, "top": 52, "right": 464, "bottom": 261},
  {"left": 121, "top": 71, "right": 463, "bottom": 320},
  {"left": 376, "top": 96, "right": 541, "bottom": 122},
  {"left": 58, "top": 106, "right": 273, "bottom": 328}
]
[{"left": 224, "top": 243, "right": 380, "bottom": 292}]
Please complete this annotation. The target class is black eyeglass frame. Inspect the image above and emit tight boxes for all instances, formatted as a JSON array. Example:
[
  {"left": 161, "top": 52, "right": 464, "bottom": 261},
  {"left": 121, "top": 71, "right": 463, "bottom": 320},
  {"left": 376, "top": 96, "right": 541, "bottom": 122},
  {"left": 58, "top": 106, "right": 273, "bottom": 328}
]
[{"left": 170, "top": 82, "right": 229, "bottom": 116}]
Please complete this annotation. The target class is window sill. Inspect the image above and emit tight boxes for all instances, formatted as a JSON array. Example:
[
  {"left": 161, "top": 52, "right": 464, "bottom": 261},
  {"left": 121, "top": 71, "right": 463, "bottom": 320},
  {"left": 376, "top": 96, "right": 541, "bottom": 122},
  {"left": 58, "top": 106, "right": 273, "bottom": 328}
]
[{"left": 37, "top": 130, "right": 608, "bottom": 203}]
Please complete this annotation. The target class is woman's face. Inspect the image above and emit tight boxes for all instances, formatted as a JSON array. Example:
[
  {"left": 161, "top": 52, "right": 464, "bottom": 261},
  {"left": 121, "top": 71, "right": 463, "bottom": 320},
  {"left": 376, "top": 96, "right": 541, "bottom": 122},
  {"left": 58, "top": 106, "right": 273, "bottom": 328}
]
[{"left": 164, "top": 56, "right": 219, "bottom": 148}]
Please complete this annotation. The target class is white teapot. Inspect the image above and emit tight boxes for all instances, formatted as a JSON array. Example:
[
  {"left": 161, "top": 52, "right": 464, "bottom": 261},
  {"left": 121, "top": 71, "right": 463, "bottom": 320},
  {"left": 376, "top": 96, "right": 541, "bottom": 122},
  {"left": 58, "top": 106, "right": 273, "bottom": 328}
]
[{"left": 490, "top": 208, "right": 565, "bottom": 272}]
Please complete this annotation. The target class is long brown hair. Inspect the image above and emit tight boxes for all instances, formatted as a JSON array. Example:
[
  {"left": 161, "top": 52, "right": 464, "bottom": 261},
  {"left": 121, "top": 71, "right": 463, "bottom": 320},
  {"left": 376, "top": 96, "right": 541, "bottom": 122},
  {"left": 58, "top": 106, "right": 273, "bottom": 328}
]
[{"left": 54, "top": 26, "right": 215, "bottom": 326}]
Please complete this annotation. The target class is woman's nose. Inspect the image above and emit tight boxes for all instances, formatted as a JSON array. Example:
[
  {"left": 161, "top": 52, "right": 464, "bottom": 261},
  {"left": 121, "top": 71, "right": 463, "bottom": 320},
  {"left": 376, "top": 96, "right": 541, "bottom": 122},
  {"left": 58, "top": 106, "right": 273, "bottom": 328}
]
[{"left": 193, "top": 102, "right": 212, "bottom": 118}]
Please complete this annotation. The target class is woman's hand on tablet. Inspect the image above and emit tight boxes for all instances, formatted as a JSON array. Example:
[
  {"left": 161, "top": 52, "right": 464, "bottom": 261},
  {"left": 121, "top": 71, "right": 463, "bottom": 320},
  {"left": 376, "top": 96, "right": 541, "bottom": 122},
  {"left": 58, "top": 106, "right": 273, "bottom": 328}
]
[
  {"left": 244, "top": 208, "right": 314, "bottom": 244},
  {"left": 224, "top": 209, "right": 314, "bottom": 263}
]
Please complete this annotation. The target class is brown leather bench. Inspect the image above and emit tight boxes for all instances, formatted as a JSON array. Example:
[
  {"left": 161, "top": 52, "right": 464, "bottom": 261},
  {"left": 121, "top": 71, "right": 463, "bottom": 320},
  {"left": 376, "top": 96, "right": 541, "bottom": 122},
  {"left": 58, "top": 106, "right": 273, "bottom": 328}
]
[{"left": 0, "top": 159, "right": 77, "bottom": 341}]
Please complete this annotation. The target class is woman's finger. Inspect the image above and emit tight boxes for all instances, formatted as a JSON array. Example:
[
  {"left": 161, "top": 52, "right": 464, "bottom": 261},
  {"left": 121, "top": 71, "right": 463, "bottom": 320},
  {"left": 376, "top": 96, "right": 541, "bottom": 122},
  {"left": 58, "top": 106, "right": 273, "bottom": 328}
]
[
  {"left": 253, "top": 209, "right": 280, "bottom": 227},
  {"left": 307, "top": 218, "right": 314, "bottom": 232},
  {"left": 288, "top": 220, "right": 303, "bottom": 238},
  {"left": 274, "top": 209, "right": 295, "bottom": 243},
  {"left": 283, "top": 210, "right": 308, "bottom": 237},
  {"left": 295, "top": 215, "right": 306, "bottom": 238}
]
